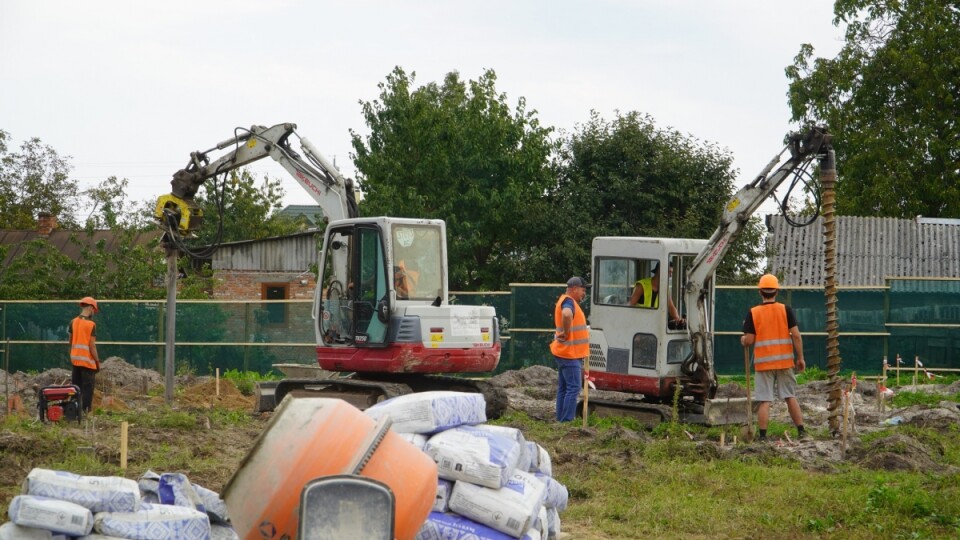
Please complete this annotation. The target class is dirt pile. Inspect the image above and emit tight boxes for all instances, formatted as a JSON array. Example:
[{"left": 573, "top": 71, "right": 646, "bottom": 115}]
[{"left": 179, "top": 379, "right": 253, "bottom": 411}]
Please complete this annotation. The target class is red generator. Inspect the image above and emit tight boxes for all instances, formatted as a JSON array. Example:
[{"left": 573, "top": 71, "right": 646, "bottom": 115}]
[{"left": 38, "top": 385, "right": 83, "bottom": 423}]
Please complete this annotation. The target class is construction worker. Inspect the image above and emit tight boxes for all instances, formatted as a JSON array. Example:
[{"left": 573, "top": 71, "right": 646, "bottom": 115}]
[
  {"left": 741, "top": 274, "right": 807, "bottom": 441},
  {"left": 629, "top": 261, "right": 685, "bottom": 328},
  {"left": 550, "top": 276, "right": 590, "bottom": 422},
  {"left": 69, "top": 297, "right": 102, "bottom": 413}
]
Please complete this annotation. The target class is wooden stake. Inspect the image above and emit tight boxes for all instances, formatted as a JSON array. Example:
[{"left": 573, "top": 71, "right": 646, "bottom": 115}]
[
  {"left": 840, "top": 389, "right": 850, "bottom": 455},
  {"left": 581, "top": 370, "right": 589, "bottom": 429},
  {"left": 720, "top": 432, "right": 725, "bottom": 447},
  {"left": 914, "top": 355, "right": 919, "bottom": 386},
  {"left": 120, "top": 421, "right": 128, "bottom": 470},
  {"left": 216, "top": 368, "right": 220, "bottom": 397}
]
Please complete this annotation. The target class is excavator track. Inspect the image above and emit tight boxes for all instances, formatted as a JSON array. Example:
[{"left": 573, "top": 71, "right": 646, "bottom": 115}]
[
  {"left": 578, "top": 398, "right": 708, "bottom": 428},
  {"left": 255, "top": 374, "right": 508, "bottom": 419}
]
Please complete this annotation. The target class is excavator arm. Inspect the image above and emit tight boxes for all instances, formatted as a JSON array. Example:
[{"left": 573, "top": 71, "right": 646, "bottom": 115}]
[
  {"left": 680, "top": 125, "right": 834, "bottom": 400},
  {"left": 155, "top": 122, "right": 359, "bottom": 237}
]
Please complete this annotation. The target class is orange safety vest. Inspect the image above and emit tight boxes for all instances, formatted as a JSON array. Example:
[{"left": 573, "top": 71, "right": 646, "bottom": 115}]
[
  {"left": 550, "top": 294, "right": 590, "bottom": 360},
  {"left": 750, "top": 302, "right": 795, "bottom": 371},
  {"left": 70, "top": 316, "right": 98, "bottom": 370}
]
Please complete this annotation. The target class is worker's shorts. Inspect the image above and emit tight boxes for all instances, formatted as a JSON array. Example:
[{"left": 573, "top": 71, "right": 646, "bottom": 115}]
[{"left": 753, "top": 368, "right": 798, "bottom": 402}]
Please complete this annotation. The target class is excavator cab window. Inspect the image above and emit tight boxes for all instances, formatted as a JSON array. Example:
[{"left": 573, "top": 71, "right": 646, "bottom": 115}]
[{"left": 391, "top": 225, "right": 443, "bottom": 302}]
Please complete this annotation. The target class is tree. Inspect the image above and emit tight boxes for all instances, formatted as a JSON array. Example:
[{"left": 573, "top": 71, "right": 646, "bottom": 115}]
[
  {"left": 189, "top": 169, "right": 305, "bottom": 246},
  {"left": 0, "top": 130, "right": 80, "bottom": 229},
  {"left": 351, "top": 67, "right": 556, "bottom": 290},
  {"left": 786, "top": 0, "right": 960, "bottom": 217},
  {"left": 542, "top": 111, "right": 765, "bottom": 284}
]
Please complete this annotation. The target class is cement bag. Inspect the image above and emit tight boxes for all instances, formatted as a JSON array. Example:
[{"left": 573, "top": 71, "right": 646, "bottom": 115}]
[
  {"left": 545, "top": 507, "right": 561, "bottom": 540},
  {"left": 474, "top": 425, "right": 530, "bottom": 472},
  {"left": 433, "top": 479, "right": 453, "bottom": 512},
  {"left": 533, "top": 473, "right": 568, "bottom": 511},
  {"left": 93, "top": 502, "right": 210, "bottom": 540},
  {"left": 22, "top": 469, "right": 139, "bottom": 513},
  {"left": 397, "top": 431, "right": 429, "bottom": 450},
  {"left": 74, "top": 535, "right": 127, "bottom": 539},
  {"left": 137, "top": 470, "right": 160, "bottom": 498},
  {"left": 535, "top": 505, "right": 547, "bottom": 538},
  {"left": 424, "top": 425, "right": 522, "bottom": 488},
  {"left": 7, "top": 495, "right": 93, "bottom": 536},
  {"left": 448, "top": 470, "right": 546, "bottom": 539},
  {"left": 365, "top": 391, "right": 486, "bottom": 434},
  {"left": 158, "top": 473, "right": 204, "bottom": 513},
  {"left": 0, "top": 522, "right": 68, "bottom": 540},
  {"left": 210, "top": 524, "right": 240, "bottom": 540},
  {"left": 526, "top": 442, "right": 552, "bottom": 476},
  {"left": 192, "top": 483, "right": 229, "bottom": 524},
  {"left": 415, "top": 512, "right": 540, "bottom": 540}
]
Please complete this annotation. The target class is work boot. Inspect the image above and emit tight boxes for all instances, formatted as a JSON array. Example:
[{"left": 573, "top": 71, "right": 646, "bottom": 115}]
[{"left": 756, "top": 434, "right": 768, "bottom": 443}]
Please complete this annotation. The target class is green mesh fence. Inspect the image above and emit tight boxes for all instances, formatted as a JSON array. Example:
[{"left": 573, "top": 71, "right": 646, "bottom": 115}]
[{"left": 2, "top": 278, "right": 958, "bottom": 377}]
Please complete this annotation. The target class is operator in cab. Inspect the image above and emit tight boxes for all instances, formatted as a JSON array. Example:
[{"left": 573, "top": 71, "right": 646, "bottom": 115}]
[{"left": 629, "top": 261, "right": 685, "bottom": 329}]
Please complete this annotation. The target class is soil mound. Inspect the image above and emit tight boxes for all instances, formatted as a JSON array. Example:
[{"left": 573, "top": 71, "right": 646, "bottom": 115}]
[{"left": 179, "top": 379, "right": 253, "bottom": 411}]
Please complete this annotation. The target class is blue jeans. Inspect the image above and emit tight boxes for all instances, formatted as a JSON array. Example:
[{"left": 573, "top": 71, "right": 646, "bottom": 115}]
[{"left": 555, "top": 357, "right": 583, "bottom": 422}]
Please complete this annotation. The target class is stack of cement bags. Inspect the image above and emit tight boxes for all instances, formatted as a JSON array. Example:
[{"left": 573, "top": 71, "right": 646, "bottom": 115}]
[
  {"left": 365, "top": 391, "right": 568, "bottom": 540},
  {"left": 2, "top": 468, "right": 237, "bottom": 539}
]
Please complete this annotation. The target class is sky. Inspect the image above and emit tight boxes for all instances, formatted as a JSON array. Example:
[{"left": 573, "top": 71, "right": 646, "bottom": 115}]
[{"left": 1, "top": 0, "right": 846, "bottom": 219}]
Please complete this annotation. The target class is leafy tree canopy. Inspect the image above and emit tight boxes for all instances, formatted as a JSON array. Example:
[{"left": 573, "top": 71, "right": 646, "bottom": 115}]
[
  {"left": 351, "top": 67, "right": 556, "bottom": 290},
  {"left": 786, "top": 0, "right": 960, "bottom": 217},
  {"left": 541, "top": 111, "right": 765, "bottom": 285},
  {"left": 0, "top": 130, "right": 80, "bottom": 228},
  {"left": 189, "top": 169, "right": 306, "bottom": 246}
]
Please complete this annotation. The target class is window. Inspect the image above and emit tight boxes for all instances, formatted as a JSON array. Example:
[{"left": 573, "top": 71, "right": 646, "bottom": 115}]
[
  {"left": 594, "top": 257, "right": 659, "bottom": 307},
  {"left": 392, "top": 224, "right": 443, "bottom": 301},
  {"left": 262, "top": 283, "right": 288, "bottom": 324},
  {"left": 632, "top": 333, "right": 658, "bottom": 369}
]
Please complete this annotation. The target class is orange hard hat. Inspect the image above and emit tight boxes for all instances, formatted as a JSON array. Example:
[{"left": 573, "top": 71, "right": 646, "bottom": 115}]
[
  {"left": 79, "top": 296, "right": 99, "bottom": 313},
  {"left": 758, "top": 274, "right": 779, "bottom": 290}
]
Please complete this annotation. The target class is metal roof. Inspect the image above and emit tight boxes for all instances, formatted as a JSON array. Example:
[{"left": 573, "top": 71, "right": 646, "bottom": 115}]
[{"left": 766, "top": 215, "right": 960, "bottom": 287}]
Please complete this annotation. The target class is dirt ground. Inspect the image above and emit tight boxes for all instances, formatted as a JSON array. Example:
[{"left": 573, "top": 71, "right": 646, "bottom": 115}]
[{"left": 1, "top": 359, "right": 959, "bottom": 538}]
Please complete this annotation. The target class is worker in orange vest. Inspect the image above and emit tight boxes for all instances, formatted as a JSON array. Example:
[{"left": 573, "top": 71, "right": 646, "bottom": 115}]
[
  {"left": 550, "top": 276, "right": 590, "bottom": 422},
  {"left": 69, "top": 297, "right": 102, "bottom": 413},
  {"left": 741, "top": 274, "right": 807, "bottom": 442}
]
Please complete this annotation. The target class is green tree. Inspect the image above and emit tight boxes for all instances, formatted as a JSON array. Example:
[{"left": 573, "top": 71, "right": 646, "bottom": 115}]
[
  {"left": 786, "top": 0, "right": 960, "bottom": 217},
  {"left": 542, "top": 111, "right": 764, "bottom": 285},
  {"left": 351, "top": 67, "right": 556, "bottom": 290},
  {"left": 0, "top": 130, "right": 80, "bottom": 229},
  {"left": 189, "top": 169, "right": 304, "bottom": 246}
]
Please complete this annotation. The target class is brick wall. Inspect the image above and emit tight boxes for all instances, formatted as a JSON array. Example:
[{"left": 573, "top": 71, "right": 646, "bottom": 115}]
[{"left": 212, "top": 270, "right": 316, "bottom": 300}]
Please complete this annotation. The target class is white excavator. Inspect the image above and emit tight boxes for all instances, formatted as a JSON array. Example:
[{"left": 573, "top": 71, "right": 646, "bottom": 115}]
[
  {"left": 154, "top": 122, "right": 505, "bottom": 417},
  {"left": 583, "top": 125, "right": 834, "bottom": 425}
]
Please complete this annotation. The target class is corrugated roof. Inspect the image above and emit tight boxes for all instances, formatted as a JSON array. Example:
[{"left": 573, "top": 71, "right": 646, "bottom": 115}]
[{"left": 766, "top": 215, "right": 960, "bottom": 286}]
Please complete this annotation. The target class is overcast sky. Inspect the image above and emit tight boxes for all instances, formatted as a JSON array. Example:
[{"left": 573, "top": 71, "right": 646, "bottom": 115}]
[{"left": 1, "top": 0, "right": 845, "bottom": 218}]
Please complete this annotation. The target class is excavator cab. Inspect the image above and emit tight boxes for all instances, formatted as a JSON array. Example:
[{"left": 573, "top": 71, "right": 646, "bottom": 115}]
[{"left": 589, "top": 237, "right": 707, "bottom": 399}]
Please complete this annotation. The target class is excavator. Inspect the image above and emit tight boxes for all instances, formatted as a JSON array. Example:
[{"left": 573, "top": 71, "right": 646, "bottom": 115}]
[
  {"left": 582, "top": 125, "right": 834, "bottom": 426},
  {"left": 154, "top": 122, "right": 505, "bottom": 417}
]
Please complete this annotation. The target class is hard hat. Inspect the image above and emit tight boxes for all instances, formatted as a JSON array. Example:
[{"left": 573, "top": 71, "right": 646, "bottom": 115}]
[
  {"left": 758, "top": 274, "right": 779, "bottom": 290},
  {"left": 79, "top": 296, "right": 99, "bottom": 313}
]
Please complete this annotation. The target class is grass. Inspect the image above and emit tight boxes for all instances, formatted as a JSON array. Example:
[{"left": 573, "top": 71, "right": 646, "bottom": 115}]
[{"left": 493, "top": 411, "right": 960, "bottom": 539}]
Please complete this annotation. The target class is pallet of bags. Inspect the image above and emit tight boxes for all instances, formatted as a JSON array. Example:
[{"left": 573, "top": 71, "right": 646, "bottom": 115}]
[
  {"left": 2, "top": 467, "right": 239, "bottom": 540},
  {"left": 386, "top": 392, "right": 568, "bottom": 540}
]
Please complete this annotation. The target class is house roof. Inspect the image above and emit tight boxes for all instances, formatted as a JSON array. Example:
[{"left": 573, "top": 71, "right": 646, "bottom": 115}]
[
  {"left": 0, "top": 228, "right": 163, "bottom": 268},
  {"left": 766, "top": 215, "right": 960, "bottom": 287},
  {"left": 279, "top": 205, "right": 325, "bottom": 226}
]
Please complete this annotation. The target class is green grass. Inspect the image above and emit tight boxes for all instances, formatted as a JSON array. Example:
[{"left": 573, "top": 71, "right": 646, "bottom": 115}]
[
  {"left": 221, "top": 368, "right": 280, "bottom": 396},
  {"left": 493, "top": 412, "right": 960, "bottom": 539}
]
